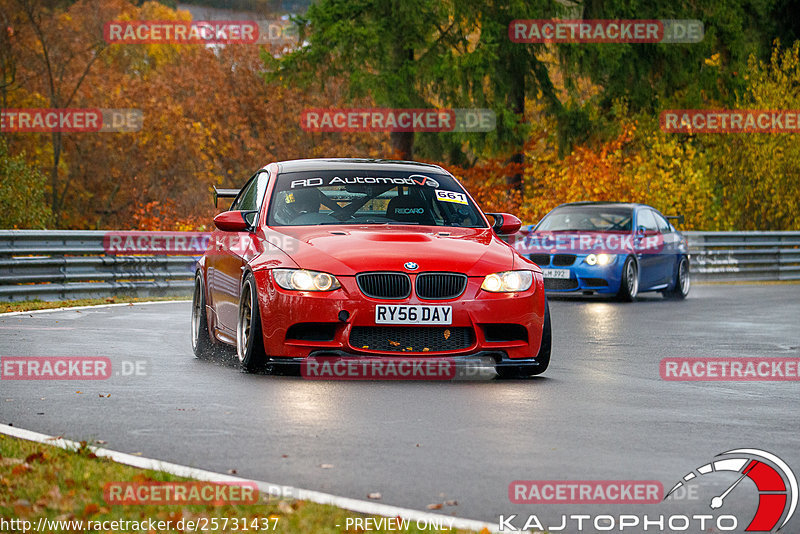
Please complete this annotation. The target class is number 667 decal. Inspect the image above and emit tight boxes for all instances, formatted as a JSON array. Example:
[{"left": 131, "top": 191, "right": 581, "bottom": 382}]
[{"left": 435, "top": 189, "right": 468, "bottom": 205}]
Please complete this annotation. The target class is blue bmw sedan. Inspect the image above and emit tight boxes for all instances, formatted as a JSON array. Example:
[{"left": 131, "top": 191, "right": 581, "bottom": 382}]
[{"left": 516, "top": 202, "right": 691, "bottom": 300}]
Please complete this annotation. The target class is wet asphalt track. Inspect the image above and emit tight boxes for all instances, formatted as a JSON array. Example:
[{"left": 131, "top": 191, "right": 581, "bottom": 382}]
[{"left": 1, "top": 284, "right": 799, "bottom": 531}]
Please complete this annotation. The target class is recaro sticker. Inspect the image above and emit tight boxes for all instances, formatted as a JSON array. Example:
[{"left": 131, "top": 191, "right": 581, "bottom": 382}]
[{"left": 435, "top": 189, "right": 468, "bottom": 205}]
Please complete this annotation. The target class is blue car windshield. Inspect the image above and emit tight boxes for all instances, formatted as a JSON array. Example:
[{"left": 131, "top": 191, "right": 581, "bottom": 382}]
[
  {"left": 268, "top": 170, "right": 488, "bottom": 228},
  {"left": 536, "top": 207, "right": 633, "bottom": 232}
]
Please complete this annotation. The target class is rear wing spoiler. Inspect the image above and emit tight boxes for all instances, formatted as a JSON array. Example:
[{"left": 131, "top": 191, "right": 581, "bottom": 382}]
[
  {"left": 665, "top": 215, "right": 684, "bottom": 225},
  {"left": 213, "top": 186, "right": 240, "bottom": 208}
]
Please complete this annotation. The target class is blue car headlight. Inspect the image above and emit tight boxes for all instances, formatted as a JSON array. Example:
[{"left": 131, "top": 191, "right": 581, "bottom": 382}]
[{"left": 585, "top": 253, "right": 615, "bottom": 266}]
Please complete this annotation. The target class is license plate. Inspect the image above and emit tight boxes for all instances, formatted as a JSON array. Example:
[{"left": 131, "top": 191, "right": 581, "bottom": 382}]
[
  {"left": 542, "top": 269, "right": 570, "bottom": 279},
  {"left": 375, "top": 305, "right": 452, "bottom": 325}
]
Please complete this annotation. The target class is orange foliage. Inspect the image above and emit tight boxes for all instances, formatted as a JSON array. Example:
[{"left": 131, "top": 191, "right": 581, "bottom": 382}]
[{"left": 452, "top": 119, "right": 714, "bottom": 229}]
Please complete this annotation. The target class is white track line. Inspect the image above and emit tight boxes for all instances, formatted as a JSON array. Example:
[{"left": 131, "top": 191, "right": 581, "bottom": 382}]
[
  {"left": 0, "top": 423, "right": 504, "bottom": 533},
  {"left": 0, "top": 299, "right": 189, "bottom": 317}
]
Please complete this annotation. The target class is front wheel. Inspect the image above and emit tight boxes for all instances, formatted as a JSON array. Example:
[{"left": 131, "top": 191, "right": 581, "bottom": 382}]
[
  {"left": 237, "top": 273, "right": 267, "bottom": 372},
  {"left": 616, "top": 256, "right": 639, "bottom": 302},
  {"left": 497, "top": 298, "right": 551, "bottom": 379},
  {"left": 663, "top": 257, "right": 690, "bottom": 299},
  {"left": 191, "top": 272, "right": 216, "bottom": 359}
]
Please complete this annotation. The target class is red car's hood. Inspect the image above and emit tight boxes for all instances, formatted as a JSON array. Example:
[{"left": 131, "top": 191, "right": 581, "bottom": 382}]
[{"left": 267, "top": 225, "right": 515, "bottom": 276}]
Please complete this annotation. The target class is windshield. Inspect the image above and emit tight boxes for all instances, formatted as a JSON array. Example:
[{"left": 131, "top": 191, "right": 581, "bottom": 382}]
[
  {"left": 536, "top": 206, "right": 633, "bottom": 232},
  {"left": 268, "top": 170, "right": 488, "bottom": 228}
]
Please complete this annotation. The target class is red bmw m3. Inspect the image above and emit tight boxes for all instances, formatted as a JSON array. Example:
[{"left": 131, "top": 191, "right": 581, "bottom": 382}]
[{"left": 191, "top": 159, "right": 551, "bottom": 378}]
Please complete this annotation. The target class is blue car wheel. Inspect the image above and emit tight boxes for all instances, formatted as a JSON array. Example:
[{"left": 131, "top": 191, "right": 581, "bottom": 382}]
[{"left": 616, "top": 256, "right": 639, "bottom": 301}]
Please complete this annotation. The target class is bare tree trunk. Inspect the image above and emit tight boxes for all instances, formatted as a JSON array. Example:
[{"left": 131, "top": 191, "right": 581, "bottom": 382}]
[
  {"left": 16, "top": 0, "right": 105, "bottom": 226},
  {"left": 50, "top": 131, "right": 62, "bottom": 223},
  {"left": 0, "top": 7, "right": 17, "bottom": 137},
  {"left": 506, "top": 65, "right": 525, "bottom": 204},
  {"left": 391, "top": 131, "right": 414, "bottom": 160}
]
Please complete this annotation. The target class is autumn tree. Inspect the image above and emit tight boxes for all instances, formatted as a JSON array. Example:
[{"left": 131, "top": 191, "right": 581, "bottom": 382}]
[
  {"left": 0, "top": 138, "right": 52, "bottom": 228},
  {"left": 699, "top": 41, "right": 800, "bottom": 230},
  {"left": 5, "top": 0, "right": 120, "bottom": 224},
  {"left": 268, "top": 0, "right": 574, "bottom": 204},
  {"left": 268, "top": 0, "right": 467, "bottom": 160}
]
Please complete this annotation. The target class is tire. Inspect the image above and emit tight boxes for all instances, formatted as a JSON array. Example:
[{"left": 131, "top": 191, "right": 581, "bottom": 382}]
[
  {"left": 237, "top": 272, "right": 267, "bottom": 372},
  {"left": 616, "top": 256, "right": 639, "bottom": 302},
  {"left": 497, "top": 298, "right": 551, "bottom": 379},
  {"left": 663, "top": 256, "right": 690, "bottom": 300},
  {"left": 191, "top": 272, "right": 216, "bottom": 359}
]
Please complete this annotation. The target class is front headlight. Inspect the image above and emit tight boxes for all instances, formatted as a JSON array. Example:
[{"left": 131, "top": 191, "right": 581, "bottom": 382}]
[
  {"left": 481, "top": 270, "right": 533, "bottom": 293},
  {"left": 585, "top": 253, "right": 614, "bottom": 266},
  {"left": 272, "top": 269, "right": 341, "bottom": 291}
]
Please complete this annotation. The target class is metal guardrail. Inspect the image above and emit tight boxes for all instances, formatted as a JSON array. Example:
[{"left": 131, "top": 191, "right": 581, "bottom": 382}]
[
  {"left": 0, "top": 230, "right": 199, "bottom": 302},
  {"left": 0, "top": 230, "right": 798, "bottom": 302},
  {"left": 685, "top": 231, "right": 800, "bottom": 282}
]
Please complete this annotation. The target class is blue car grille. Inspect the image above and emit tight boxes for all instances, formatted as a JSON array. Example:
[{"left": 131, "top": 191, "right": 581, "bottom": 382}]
[
  {"left": 552, "top": 254, "right": 576, "bottom": 266},
  {"left": 544, "top": 278, "right": 579, "bottom": 290},
  {"left": 528, "top": 254, "right": 550, "bottom": 266},
  {"left": 580, "top": 278, "right": 609, "bottom": 287}
]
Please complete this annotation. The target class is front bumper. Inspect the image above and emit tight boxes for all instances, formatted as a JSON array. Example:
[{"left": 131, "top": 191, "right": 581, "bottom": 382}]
[
  {"left": 534, "top": 254, "right": 623, "bottom": 294},
  {"left": 252, "top": 269, "right": 546, "bottom": 360},
  {"left": 262, "top": 350, "right": 544, "bottom": 380}
]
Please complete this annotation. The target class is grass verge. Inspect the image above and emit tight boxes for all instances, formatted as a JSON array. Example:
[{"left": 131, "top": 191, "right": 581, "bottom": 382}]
[
  {"left": 0, "top": 296, "right": 189, "bottom": 314},
  {"left": 0, "top": 434, "right": 474, "bottom": 533}
]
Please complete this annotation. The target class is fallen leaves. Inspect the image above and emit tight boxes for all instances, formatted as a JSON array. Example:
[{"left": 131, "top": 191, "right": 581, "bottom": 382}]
[
  {"left": 11, "top": 463, "right": 31, "bottom": 475},
  {"left": 24, "top": 451, "right": 46, "bottom": 463},
  {"left": 427, "top": 500, "right": 458, "bottom": 509},
  {"left": 277, "top": 500, "right": 294, "bottom": 514}
]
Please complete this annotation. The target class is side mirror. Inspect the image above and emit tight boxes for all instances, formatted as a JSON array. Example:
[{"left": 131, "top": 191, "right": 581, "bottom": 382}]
[
  {"left": 214, "top": 211, "right": 252, "bottom": 232},
  {"left": 485, "top": 213, "right": 522, "bottom": 235},
  {"left": 213, "top": 186, "right": 240, "bottom": 208},
  {"left": 635, "top": 225, "right": 647, "bottom": 238}
]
